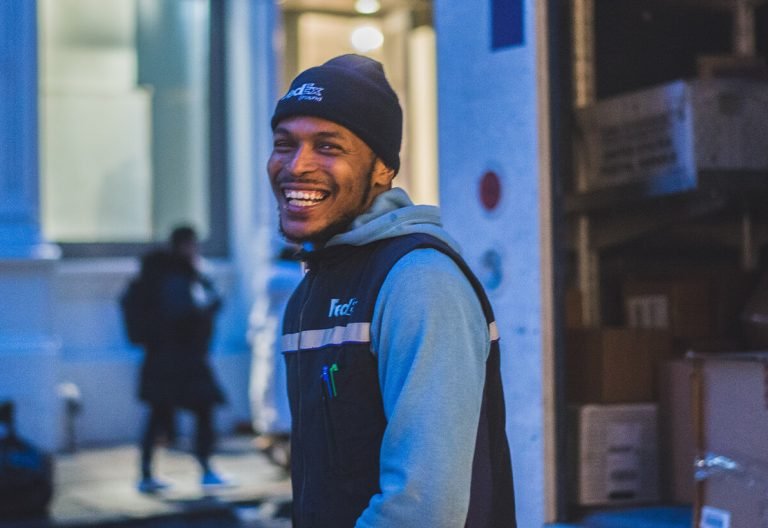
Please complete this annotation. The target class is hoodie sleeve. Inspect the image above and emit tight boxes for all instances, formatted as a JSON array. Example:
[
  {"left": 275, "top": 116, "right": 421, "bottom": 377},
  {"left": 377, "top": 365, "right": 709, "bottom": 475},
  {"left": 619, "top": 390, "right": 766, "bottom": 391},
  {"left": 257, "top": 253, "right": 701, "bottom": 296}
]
[{"left": 355, "top": 248, "right": 489, "bottom": 528}]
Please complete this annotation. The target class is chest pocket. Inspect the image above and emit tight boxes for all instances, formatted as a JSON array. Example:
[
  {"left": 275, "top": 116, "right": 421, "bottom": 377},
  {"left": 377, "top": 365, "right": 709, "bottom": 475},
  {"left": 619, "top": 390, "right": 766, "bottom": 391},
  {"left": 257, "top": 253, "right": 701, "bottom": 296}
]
[{"left": 321, "top": 346, "right": 386, "bottom": 476}]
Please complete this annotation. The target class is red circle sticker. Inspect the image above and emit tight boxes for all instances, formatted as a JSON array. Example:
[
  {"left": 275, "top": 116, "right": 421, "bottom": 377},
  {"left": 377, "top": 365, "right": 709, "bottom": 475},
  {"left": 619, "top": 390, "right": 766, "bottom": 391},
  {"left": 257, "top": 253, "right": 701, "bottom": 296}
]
[{"left": 479, "top": 171, "right": 501, "bottom": 211}]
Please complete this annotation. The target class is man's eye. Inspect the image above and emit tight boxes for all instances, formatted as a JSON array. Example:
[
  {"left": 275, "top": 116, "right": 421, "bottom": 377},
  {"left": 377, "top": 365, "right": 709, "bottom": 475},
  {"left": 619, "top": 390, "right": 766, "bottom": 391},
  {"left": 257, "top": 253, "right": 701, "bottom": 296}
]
[
  {"left": 273, "top": 140, "right": 293, "bottom": 151},
  {"left": 318, "top": 143, "right": 342, "bottom": 153}
]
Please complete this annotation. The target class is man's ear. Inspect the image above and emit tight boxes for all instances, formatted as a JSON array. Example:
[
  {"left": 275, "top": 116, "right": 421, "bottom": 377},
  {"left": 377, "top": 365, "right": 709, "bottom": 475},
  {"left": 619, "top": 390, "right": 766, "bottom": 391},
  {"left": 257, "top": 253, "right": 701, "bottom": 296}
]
[{"left": 371, "top": 158, "right": 396, "bottom": 190}]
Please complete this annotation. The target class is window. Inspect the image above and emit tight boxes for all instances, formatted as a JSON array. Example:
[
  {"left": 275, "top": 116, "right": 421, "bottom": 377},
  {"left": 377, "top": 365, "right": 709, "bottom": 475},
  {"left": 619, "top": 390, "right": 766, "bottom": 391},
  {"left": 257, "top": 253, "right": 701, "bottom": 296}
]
[{"left": 38, "top": 0, "right": 227, "bottom": 256}]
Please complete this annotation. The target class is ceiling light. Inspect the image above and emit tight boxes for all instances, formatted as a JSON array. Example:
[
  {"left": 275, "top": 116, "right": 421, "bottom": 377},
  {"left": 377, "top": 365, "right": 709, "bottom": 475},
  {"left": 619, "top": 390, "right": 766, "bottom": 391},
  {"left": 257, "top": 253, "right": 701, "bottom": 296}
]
[
  {"left": 355, "top": 0, "right": 381, "bottom": 15},
  {"left": 350, "top": 25, "right": 384, "bottom": 52}
]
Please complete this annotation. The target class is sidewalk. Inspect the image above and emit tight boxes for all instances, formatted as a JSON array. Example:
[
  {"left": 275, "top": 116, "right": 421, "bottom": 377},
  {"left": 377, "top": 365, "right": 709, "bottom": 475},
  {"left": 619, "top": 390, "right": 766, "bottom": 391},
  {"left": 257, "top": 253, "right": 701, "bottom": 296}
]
[
  {"left": 0, "top": 435, "right": 291, "bottom": 528},
  {"left": 0, "top": 434, "right": 690, "bottom": 528}
]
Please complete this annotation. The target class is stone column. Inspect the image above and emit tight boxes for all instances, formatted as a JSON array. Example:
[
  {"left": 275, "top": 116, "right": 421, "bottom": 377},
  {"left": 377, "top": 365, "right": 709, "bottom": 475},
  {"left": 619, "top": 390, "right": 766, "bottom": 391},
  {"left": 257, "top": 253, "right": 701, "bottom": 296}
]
[
  {"left": 0, "top": 0, "right": 57, "bottom": 257},
  {"left": 0, "top": 0, "right": 61, "bottom": 452}
]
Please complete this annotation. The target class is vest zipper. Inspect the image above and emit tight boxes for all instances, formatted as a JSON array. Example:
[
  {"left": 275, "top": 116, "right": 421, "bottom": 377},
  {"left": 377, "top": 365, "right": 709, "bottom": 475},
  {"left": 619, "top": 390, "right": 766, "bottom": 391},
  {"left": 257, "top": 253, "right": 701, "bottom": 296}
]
[{"left": 296, "top": 267, "right": 316, "bottom": 524}]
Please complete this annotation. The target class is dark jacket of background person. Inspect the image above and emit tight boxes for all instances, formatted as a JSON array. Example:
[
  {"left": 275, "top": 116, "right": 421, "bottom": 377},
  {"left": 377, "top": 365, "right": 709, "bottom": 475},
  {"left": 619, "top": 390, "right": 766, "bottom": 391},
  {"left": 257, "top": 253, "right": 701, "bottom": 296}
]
[{"left": 137, "top": 249, "right": 225, "bottom": 410}]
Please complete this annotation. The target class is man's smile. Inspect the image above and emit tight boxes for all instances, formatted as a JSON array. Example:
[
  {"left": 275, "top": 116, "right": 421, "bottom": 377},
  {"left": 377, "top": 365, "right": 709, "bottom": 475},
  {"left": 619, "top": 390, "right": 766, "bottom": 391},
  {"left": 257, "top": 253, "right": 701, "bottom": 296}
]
[{"left": 283, "top": 188, "right": 330, "bottom": 208}]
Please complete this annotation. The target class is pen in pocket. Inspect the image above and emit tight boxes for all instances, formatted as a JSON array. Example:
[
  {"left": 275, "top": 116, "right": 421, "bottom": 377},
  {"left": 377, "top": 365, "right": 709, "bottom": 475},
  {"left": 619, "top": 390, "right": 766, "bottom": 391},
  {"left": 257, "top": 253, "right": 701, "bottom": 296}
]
[{"left": 321, "top": 363, "right": 339, "bottom": 398}]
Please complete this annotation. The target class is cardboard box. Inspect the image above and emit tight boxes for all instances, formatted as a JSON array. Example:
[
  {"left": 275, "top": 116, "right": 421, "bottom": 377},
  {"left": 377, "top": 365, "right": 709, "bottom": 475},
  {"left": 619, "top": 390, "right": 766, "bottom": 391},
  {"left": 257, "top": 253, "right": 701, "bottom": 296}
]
[
  {"left": 576, "top": 79, "right": 768, "bottom": 192},
  {"left": 624, "top": 277, "right": 715, "bottom": 340},
  {"left": 566, "top": 327, "right": 672, "bottom": 404},
  {"left": 570, "top": 403, "right": 659, "bottom": 506},
  {"left": 697, "top": 54, "right": 768, "bottom": 81},
  {"left": 658, "top": 359, "right": 695, "bottom": 504},
  {"left": 694, "top": 353, "right": 768, "bottom": 528},
  {"left": 624, "top": 271, "right": 756, "bottom": 343}
]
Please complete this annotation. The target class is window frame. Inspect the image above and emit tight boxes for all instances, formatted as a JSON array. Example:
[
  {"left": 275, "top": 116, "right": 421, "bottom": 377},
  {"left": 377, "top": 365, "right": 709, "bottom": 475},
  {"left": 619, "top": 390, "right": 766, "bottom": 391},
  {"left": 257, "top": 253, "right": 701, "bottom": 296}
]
[{"left": 46, "top": 0, "right": 229, "bottom": 259}]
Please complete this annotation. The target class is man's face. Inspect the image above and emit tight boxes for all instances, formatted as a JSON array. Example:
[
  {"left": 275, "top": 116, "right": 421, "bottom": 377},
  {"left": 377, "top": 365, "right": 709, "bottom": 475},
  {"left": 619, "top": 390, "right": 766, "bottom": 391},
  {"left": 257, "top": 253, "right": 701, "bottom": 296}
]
[
  {"left": 174, "top": 238, "right": 200, "bottom": 264},
  {"left": 268, "top": 116, "right": 394, "bottom": 245}
]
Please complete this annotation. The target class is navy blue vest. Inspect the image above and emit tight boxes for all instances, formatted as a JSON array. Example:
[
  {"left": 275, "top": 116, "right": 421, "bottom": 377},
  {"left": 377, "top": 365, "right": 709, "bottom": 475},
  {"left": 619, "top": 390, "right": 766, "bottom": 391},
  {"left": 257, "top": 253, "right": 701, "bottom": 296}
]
[{"left": 281, "top": 234, "right": 516, "bottom": 527}]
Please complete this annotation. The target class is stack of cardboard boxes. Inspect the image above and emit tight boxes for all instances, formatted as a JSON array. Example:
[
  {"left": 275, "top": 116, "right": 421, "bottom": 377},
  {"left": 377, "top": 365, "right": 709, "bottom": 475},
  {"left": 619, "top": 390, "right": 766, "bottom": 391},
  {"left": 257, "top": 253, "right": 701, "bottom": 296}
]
[
  {"left": 566, "top": 270, "right": 760, "bottom": 520},
  {"left": 568, "top": 76, "right": 768, "bottom": 524},
  {"left": 567, "top": 324, "right": 671, "bottom": 507}
]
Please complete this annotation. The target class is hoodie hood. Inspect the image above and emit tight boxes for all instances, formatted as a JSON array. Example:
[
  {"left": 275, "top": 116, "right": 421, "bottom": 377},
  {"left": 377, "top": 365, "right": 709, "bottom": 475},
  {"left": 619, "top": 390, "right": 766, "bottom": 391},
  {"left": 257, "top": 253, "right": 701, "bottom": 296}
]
[{"left": 325, "top": 188, "right": 462, "bottom": 253}]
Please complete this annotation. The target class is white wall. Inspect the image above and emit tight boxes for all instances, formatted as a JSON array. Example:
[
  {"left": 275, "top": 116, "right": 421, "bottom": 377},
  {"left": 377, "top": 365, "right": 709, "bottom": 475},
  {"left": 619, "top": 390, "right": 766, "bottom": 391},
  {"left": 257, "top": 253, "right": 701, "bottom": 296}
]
[
  {"left": 52, "top": 259, "right": 251, "bottom": 449},
  {"left": 435, "top": 1, "right": 550, "bottom": 525},
  {"left": 0, "top": 259, "right": 61, "bottom": 451}
]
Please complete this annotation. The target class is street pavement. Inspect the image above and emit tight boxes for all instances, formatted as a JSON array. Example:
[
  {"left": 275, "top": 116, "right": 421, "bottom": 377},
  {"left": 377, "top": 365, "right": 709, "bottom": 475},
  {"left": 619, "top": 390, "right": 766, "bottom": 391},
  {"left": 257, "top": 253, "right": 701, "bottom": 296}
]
[
  {"left": 0, "top": 434, "right": 599, "bottom": 528},
  {"left": 0, "top": 435, "right": 291, "bottom": 528}
]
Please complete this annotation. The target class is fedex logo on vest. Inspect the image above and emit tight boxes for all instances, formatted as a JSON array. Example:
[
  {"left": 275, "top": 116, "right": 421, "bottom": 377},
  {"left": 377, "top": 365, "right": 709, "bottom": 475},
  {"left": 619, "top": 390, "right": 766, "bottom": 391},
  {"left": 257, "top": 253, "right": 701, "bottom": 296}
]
[{"left": 329, "top": 298, "right": 358, "bottom": 318}]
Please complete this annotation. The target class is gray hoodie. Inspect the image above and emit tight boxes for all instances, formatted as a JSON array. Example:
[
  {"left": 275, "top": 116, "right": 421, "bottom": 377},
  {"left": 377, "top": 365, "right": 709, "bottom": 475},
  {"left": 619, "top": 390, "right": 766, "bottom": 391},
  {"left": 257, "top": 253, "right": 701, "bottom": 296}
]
[{"left": 327, "top": 188, "right": 492, "bottom": 527}]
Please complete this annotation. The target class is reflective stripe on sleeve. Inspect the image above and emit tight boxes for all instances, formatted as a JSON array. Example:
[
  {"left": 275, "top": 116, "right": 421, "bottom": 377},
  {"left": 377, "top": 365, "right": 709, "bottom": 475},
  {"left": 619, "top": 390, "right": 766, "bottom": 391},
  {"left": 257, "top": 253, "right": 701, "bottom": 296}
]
[{"left": 489, "top": 321, "right": 500, "bottom": 342}]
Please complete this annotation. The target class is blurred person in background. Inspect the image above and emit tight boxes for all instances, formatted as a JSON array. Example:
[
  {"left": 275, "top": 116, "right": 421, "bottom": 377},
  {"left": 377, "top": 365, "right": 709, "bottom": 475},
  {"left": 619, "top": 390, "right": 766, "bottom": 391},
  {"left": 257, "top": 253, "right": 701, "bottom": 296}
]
[
  {"left": 248, "top": 244, "right": 303, "bottom": 470},
  {"left": 123, "top": 226, "right": 232, "bottom": 493}
]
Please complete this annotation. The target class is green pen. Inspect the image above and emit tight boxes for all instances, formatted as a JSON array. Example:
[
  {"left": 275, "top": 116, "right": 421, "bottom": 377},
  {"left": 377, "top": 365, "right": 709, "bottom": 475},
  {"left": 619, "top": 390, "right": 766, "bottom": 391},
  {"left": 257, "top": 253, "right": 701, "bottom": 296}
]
[{"left": 329, "top": 363, "right": 339, "bottom": 397}]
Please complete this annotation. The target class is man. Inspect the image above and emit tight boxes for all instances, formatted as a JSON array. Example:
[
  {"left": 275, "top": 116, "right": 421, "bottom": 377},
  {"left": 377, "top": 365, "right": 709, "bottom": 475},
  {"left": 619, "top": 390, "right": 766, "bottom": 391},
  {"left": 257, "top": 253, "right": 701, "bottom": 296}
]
[
  {"left": 269, "top": 54, "right": 516, "bottom": 527},
  {"left": 128, "top": 226, "right": 230, "bottom": 493}
]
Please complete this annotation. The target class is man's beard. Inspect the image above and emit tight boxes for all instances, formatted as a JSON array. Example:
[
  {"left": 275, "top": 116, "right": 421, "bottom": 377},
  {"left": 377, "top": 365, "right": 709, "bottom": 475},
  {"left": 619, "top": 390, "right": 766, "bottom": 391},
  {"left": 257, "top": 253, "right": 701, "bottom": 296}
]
[{"left": 278, "top": 159, "right": 375, "bottom": 246}]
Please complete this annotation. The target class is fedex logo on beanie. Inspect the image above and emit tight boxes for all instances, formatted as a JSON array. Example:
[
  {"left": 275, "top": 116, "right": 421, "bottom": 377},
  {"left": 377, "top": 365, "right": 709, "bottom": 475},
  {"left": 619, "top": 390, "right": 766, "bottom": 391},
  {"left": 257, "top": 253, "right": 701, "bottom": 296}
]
[
  {"left": 271, "top": 54, "right": 402, "bottom": 172},
  {"left": 281, "top": 82, "right": 324, "bottom": 102}
]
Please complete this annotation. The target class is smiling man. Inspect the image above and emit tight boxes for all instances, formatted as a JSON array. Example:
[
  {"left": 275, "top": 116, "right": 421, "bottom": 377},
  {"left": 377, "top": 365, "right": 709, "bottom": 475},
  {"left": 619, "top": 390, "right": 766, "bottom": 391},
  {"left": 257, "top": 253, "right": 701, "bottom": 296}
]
[{"left": 269, "top": 54, "right": 516, "bottom": 527}]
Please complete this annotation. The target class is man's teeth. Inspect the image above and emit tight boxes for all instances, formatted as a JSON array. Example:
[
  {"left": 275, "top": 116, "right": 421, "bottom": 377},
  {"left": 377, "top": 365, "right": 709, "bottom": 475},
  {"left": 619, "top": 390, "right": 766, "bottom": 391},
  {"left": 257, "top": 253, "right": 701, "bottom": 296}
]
[{"left": 284, "top": 190, "right": 326, "bottom": 206}]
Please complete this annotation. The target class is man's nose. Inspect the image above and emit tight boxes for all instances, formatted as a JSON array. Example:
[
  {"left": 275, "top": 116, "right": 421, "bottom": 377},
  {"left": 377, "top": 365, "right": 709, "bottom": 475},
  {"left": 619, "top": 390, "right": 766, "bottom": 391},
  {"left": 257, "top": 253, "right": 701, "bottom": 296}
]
[{"left": 287, "top": 144, "right": 318, "bottom": 174}]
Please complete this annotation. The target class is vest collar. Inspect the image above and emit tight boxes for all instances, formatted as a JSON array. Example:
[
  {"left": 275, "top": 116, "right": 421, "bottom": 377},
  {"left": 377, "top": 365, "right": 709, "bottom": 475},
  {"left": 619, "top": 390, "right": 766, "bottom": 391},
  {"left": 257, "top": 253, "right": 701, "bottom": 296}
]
[{"left": 300, "top": 243, "right": 369, "bottom": 270}]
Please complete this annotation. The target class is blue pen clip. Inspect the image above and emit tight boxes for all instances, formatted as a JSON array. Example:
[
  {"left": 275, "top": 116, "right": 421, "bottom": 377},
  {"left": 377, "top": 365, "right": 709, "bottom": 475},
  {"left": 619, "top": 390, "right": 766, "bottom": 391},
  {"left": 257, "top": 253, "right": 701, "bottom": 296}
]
[
  {"left": 321, "top": 364, "right": 339, "bottom": 398},
  {"left": 322, "top": 365, "right": 333, "bottom": 398}
]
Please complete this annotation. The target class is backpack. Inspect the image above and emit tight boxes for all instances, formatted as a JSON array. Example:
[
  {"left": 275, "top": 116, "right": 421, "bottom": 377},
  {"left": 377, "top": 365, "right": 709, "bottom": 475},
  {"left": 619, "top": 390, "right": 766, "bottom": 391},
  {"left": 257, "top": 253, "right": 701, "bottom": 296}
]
[
  {"left": 0, "top": 401, "right": 54, "bottom": 518},
  {"left": 120, "top": 277, "right": 152, "bottom": 345}
]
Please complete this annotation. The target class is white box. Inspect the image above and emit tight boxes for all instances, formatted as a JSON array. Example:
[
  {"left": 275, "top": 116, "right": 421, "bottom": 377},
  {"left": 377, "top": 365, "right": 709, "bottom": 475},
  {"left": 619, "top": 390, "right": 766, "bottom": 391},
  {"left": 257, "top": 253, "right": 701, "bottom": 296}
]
[
  {"left": 695, "top": 353, "right": 768, "bottom": 528},
  {"left": 570, "top": 403, "right": 659, "bottom": 506},
  {"left": 626, "top": 294, "right": 670, "bottom": 329},
  {"left": 577, "top": 79, "right": 768, "bottom": 192}
]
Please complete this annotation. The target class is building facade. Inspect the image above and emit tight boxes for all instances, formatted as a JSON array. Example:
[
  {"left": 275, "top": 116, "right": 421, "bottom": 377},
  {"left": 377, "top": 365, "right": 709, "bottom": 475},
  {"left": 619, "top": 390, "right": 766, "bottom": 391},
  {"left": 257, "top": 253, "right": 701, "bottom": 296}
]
[{"left": 0, "top": 1, "right": 553, "bottom": 525}]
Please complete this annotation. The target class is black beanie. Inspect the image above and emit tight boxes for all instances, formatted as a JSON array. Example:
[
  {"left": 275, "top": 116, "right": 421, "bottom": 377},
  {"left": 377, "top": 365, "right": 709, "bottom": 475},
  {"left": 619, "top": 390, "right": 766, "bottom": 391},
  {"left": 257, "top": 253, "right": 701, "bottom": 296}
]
[{"left": 271, "top": 54, "right": 403, "bottom": 173}]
